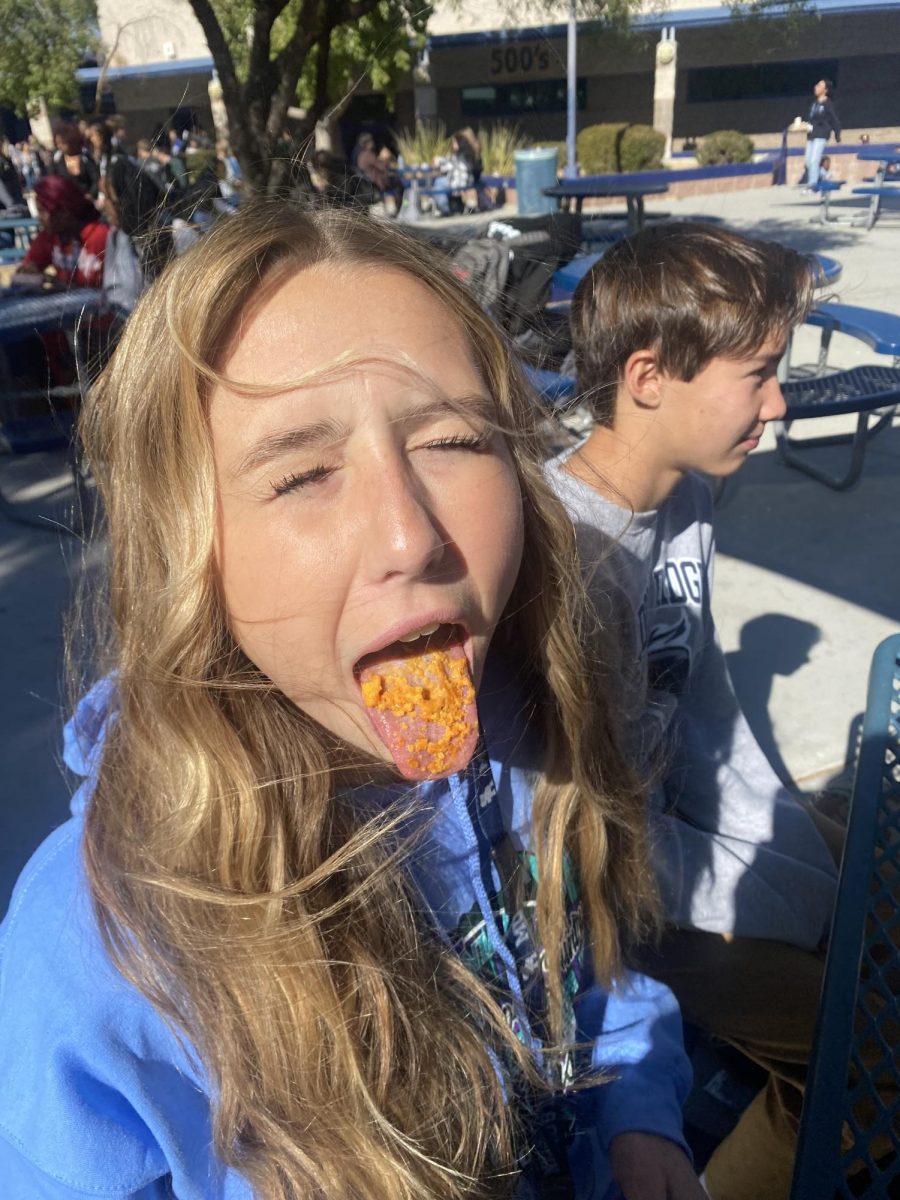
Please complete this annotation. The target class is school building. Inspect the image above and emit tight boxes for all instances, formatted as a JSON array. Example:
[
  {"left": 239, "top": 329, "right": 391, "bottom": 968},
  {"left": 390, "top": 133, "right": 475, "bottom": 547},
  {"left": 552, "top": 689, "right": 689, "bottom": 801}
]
[
  {"left": 416, "top": 0, "right": 900, "bottom": 147},
  {"left": 75, "top": 0, "right": 900, "bottom": 148}
]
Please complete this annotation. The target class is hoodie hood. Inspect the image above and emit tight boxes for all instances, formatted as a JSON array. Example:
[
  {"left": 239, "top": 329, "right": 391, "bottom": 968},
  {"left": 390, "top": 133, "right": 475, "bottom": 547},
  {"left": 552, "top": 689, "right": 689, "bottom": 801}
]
[{"left": 64, "top": 675, "right": 117, "bottom": 817}]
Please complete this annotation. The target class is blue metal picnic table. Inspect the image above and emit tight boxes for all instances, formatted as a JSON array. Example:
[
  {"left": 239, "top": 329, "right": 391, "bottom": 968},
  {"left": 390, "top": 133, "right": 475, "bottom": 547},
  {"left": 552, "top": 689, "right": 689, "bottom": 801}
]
[
  {"left": 0, "top": 215, "right": 40, "bottom": 264},
  {"left": 395, "top": 166, "right": 438, "bottom": 224},
  {"left": 543, "top": 178, "right": 669, "bottom": 235},
  {"left": 0, "top": 215, "right": 40, "bottom": 234},
  {"left": 0, "top": 287, "right": 106, "bottom": 431},
  {"left": 856, "top": 148, "right": 900, "bottom": 172},
  {"left": 848, "top": 149, "right": 900, "bottom": 228},
  {"left": 790, "top": 633, "right": 900, "bottom": 1200},
  {"left": 0, "top": 287, "right": 105, "bottom": 344},
  {"left": 806, "top": 301, "right": 900, "bottom": 359},
  {"left": 0, "top": 287, "right": 107, "bottom": 531}
]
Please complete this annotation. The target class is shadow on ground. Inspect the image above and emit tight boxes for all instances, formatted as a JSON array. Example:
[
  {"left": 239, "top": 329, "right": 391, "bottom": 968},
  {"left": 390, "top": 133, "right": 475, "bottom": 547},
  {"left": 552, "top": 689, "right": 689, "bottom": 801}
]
[
  {"left": 714, "top": 422, "right": 900, "bottom": 622},
  {"left": 726, "top": 615, "right": 822, "bottom": 786}
]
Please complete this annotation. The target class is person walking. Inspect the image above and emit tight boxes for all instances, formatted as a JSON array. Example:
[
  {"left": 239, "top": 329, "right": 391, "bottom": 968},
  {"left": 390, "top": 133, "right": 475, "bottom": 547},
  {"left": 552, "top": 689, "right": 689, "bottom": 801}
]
[
  {"left": 803, "top": 78, "right": 841, "bottom": 190},
  {"left": 49, "top": 120, "right": 101, "bottom": 199}
]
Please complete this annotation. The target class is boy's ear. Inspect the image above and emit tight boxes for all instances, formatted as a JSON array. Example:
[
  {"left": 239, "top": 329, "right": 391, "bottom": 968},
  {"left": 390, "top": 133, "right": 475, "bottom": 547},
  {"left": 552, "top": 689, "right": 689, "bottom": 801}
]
[{"left": 622, "top": 350, "right": 663, "bottom": 410}]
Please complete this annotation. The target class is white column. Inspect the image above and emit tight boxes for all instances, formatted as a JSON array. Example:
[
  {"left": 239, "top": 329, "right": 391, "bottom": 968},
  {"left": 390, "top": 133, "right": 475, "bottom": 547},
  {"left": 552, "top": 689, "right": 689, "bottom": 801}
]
[{"left": 653, "top": 28, "right": 678, "bottom": 161}]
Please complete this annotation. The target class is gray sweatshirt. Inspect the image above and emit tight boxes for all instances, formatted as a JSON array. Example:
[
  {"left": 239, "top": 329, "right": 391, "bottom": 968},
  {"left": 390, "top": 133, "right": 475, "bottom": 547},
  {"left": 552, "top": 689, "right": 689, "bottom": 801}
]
[{"left": 546, "top": 451, "right": 837, "bottom": 950}]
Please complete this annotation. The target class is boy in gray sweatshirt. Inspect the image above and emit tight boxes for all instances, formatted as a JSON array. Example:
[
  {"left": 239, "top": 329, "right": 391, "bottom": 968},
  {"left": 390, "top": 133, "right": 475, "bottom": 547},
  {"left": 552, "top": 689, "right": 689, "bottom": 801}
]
[{"left": 545, "top": 223, "right": 844, "bottom": 1200}]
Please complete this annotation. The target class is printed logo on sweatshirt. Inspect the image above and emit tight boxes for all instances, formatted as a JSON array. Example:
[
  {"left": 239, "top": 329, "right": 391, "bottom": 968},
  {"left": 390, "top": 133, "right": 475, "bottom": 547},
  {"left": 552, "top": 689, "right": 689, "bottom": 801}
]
[
  {"left": 637, "top": 556, "right": 704, "bottom": 697},
  {"left": 651, "top": 556, "right": 704, "bottom": 608}
]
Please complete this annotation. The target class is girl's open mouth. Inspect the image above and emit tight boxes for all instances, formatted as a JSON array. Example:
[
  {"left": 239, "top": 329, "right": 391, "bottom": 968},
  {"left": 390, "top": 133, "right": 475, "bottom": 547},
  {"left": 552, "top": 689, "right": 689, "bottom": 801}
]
[{"left": 354, "top": 623, "right": 478, "bottom": 781}]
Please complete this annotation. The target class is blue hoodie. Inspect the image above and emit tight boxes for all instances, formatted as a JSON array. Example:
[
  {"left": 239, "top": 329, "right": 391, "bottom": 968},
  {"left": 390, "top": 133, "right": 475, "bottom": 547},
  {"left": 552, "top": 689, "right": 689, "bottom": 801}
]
[{"left": 0, "top": 670, "right": 691, "bottom": 1198}]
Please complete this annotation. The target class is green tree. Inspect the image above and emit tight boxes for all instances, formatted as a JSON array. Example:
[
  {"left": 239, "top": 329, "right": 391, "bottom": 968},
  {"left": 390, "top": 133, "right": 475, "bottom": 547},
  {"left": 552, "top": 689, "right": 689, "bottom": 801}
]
[
  {"left": 0, "top": 0, "right": 98, "bottom": 116},
  {"left": 187, "top": 0, "right": 430, "bottom": 194},
  {"left": 296, "top": 3, "right": 428, "bottom": 153}
]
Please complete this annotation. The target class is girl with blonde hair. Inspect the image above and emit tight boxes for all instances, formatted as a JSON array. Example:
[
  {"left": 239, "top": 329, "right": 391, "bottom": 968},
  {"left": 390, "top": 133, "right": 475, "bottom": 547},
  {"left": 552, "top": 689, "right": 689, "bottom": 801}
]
[{"left": 0, "top": 204, "right": 703, "bottom": 1199}]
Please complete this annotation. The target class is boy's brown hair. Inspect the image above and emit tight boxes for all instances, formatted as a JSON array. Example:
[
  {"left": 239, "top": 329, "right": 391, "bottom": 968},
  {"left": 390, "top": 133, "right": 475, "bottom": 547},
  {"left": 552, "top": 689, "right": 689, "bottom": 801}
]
[{"left": 570, "top": 222, "right": 816, "bottom": 426}]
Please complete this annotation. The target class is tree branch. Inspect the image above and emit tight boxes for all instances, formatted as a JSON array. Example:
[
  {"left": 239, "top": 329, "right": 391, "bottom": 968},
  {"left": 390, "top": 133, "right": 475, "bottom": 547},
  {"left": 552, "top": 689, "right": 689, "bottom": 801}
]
[
  {"left": 185, "top": 0, "right": 241, "bottom": 107},
  {"left": 95, "top": 16, "right": 150, "bottom": 107},
  {"left": 329, "top": 0, "right": 390, "bottom": 24}
]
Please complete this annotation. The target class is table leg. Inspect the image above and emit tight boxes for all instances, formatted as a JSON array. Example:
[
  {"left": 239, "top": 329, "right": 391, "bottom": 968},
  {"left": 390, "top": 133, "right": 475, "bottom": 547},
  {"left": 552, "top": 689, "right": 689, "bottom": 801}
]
[
  {"left": 816, "top": 326, "right": 833, "bottom": 374},
  {"left": 627, "top": 196, "right": 646, "bottom": 235},
  {"left": 398, "top": 177, "right": 420, "bottom": 224}
]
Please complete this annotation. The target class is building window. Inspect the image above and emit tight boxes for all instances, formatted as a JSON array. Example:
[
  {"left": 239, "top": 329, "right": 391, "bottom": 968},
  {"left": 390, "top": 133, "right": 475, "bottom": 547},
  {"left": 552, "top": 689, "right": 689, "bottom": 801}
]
[
  {"left": 460, "top": 78, "right": 586, "bottom": 118},
  {"left": 686, "top": 59, "right": 839, "bottom": 104}
]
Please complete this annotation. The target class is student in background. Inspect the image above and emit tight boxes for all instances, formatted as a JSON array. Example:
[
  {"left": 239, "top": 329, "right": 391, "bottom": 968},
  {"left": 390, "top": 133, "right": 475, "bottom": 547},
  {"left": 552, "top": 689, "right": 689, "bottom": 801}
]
[
  {"left": 10, "top": 175, "right": 112, "bottom": 386},
  {"left": 431, "top": 130, "right": 479, "bottom": 217},
  {"left": 16, "top": 174, "right": 108, "bottom": 288},
  {"left": 216, "top": 139, "right": 242, "bottom": 201},
  {"left": 49, "top": 120, "right": 101, "bottom": 199},
  {"left": 803, "top": 78, "right": 841, "bottom": 190}
]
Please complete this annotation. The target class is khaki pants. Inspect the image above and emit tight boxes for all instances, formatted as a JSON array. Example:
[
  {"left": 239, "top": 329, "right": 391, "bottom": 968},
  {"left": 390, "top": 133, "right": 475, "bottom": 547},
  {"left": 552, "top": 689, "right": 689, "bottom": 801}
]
[{"left": 632, "top": 808, "right": 847, "bottom": 1200}]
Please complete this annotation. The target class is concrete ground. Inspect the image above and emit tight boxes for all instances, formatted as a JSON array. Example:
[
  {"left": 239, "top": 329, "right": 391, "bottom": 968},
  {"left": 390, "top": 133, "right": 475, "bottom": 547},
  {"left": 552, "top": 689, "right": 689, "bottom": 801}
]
[{"left": 1, "top": 182, "right": 898, "bottom": 914}]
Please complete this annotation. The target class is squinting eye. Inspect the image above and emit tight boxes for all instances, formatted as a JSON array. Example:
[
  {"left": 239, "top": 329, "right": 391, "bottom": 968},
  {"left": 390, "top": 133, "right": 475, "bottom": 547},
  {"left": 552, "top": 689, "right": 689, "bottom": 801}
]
[
  {"left": 271, "top": 464, "right": 333, "bottom": 496},
  {"left": 421, "top": 432, "right": 489, "bottom": 452}
]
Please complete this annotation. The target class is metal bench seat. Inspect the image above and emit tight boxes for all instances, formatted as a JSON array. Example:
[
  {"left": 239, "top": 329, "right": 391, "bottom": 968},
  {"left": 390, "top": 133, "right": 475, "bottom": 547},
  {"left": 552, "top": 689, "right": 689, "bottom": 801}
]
[
  {"left": 851, "top": 183, "right": 900, "bottom": 229},
  {"left": 522, "top": 363, "right": 576, "bottom": 408},
  {"left": 811, "top": 179, "right": 844, "bottom": 223},
  {"left": 0, "top": 411, "right": 75, "bottom": 455},
  {"left": 806, "top": 302, "right": 900, "bottom": 360},
  {"left": 776, "top": 365, "right": 900, "bottom": 490}
]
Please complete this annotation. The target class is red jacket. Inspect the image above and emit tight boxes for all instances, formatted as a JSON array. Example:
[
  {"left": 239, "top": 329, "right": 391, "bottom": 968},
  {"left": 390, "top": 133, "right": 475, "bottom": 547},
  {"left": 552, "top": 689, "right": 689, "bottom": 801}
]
[{"left": 23, "top": 220, "right": 109, "bottom": 288}]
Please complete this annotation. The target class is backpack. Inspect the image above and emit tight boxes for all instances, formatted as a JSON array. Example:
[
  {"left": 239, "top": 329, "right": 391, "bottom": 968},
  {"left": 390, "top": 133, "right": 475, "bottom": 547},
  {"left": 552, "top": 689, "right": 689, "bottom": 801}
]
[
  {"left": 107, "top": 156, "right": 165, "bottom": 239},
  {"left": 102, "top": 227, "right": 145, "bottom": 314},
  {"left": 450, "top": 239, "right": 511, "bottom": 316}
]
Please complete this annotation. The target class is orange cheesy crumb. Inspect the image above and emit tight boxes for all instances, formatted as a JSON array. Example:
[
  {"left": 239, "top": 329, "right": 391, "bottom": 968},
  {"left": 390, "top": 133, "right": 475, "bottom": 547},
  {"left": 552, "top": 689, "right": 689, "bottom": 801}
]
[{"left": 360, "top": 650, "right": 475, "bottom": 774}]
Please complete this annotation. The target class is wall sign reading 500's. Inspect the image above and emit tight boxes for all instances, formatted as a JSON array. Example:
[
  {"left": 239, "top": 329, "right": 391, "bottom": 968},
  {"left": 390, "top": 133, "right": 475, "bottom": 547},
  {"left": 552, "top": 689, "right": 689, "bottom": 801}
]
[{"left": 490, "top": 44, "right": 553, "bottom": 75}]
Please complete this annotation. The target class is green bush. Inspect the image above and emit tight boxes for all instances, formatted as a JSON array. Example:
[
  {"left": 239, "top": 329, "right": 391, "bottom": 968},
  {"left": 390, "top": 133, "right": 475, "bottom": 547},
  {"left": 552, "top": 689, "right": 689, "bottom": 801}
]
[
  {"left": 696, "top": 130, "right": 755, "bottom": 166},
  {"left": 619, "top": 125, "right": 666, "bottom": 172},
  {"left": 576, "top": 123, "right": 666, "bottom": 174},
  {"left": 576, "top": 123, "right": 626, "bottom": 173}
]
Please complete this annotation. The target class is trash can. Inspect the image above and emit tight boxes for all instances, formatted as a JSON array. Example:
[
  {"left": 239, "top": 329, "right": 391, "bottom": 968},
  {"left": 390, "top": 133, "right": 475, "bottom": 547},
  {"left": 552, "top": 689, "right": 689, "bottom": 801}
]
[{"left": 514, "top": 148, "right": 559, "bottom": 216}]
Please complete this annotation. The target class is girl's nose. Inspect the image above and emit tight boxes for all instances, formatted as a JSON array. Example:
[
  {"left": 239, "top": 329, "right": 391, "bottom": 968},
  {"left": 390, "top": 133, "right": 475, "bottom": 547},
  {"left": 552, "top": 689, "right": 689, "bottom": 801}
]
[{"left": 362, "top": 463, "right": 447, "bottom": 583}]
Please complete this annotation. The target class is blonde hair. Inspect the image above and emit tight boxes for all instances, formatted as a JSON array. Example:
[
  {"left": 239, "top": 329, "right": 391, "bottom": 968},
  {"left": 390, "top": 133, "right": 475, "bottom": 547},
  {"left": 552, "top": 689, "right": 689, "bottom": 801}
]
[{"left": 77, "top": 202, "right": 658, "bottom": 1199}]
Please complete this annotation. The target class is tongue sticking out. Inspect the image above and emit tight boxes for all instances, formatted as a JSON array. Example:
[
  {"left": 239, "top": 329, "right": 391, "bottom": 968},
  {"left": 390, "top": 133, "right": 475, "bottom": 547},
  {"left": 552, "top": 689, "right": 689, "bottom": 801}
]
[{"left": 358, "top": 638, "right": 478, "bottom": 780}]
